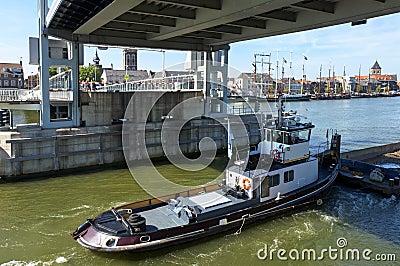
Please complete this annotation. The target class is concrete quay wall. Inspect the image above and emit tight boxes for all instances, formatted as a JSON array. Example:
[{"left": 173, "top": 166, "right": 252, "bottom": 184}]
[
  {"left": 341, "top": 142, "right": 400, "bottom": 160},
  {"left": 0, "top": 115, "right": 261, "bottom": 179}
]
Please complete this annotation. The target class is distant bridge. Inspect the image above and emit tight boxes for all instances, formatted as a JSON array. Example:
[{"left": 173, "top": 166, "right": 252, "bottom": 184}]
[{"left": 0, "top": 71, "right": 201, "bottom": 110}]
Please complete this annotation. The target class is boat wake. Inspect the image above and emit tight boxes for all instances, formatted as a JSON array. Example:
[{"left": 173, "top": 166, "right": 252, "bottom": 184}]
[{"left": 325, "top": 186, "right": 400, "bottom": 245}]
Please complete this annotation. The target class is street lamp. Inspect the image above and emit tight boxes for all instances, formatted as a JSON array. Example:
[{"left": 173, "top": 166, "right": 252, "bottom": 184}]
[{"left": 30, "top": 72, "right": 33, "bottom": 89}]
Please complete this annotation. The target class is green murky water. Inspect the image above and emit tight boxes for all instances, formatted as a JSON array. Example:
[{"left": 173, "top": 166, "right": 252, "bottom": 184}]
[
  {"left": 1, "top": 161, "right": 399, "bottom": 265},
  {"left": 1, "top": 98, "right": 400, "bottom": 265}
]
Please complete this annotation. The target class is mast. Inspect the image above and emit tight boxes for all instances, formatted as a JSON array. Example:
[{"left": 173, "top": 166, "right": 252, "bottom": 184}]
[
  {"left": 277, "top": 93, "right": 284, "bottom": 129},
  {"left": 268, "top": 54, "right": 271, "bottom": 97},
  {"left": 302, "top": 55, "right": 307, "bottom": 95},
  {"left": 328, "top": 65, "right": 331, "bottom": 94},
  {"left": 333, "top": 66, "right": 336, "bottom": 94},
  {"left": 275, "top": 58, "right": 279, "bottom": 98},
  {"left": 319, "top": 64, "right": 322, "bottom": 94},
  {"left": 288, "top": 51, "right": 292, "bottom": 94},
  {"left": 253, "top": 54, "right": 257, "bottom": 89},
  {"left": 358, "top": 64, "right": 361, "bottom": 93}
]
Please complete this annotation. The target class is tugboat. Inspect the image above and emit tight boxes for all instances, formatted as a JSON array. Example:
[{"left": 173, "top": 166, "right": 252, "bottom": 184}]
[{"left": 71, "top": 95, "right": 340, "bottom": 252}]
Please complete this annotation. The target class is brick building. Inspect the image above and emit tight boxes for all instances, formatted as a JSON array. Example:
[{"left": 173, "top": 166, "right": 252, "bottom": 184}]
[{"left": 0, "top": 62, "right": 24, "bottom": 89}]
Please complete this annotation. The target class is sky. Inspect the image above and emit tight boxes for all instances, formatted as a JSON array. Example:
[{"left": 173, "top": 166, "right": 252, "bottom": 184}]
[{"left": 1, "top": 1, "right": 400, "bottom": 80}]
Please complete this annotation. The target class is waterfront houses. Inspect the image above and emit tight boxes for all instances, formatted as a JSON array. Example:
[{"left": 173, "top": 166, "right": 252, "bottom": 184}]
[{"left": 0, "top": 62, "right": 24, "bottom": 89}]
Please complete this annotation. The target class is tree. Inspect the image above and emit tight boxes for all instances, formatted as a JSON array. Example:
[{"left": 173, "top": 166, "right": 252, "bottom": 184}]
[
  {"left": 49, "top": 67, "right": 58, "bottom": 77},
  {"left": 384, "top": 85, "right": 390, "bottom": 93},
  {"left": 283, "top": 86, "right": 289, "bottom": 94},
  {"left": 79, "top": 65, "right": 102, "bottom": 82},
  {"left": 338, "top": 86, "right": 343, "bottom": 94},
  {"left": 375, "top": 85, "right": 381, "bottom": 93},
  {"left": 356, "top": 85, "right": 362, "bottom": 93},
  {"left": 326, "top": 86, "right": 331, "bottom": 93}
]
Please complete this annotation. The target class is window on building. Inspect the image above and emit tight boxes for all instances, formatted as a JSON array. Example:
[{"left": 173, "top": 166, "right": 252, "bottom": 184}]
[
  {"left": 4, "top": 74, "right": 8, "bottom": 78},
  {"left": 0, "top": 80, "right": 2, "bottom": 87},
  {"left": 268, "top": 174, "right": 280, "bottom": 187},
  {"left": 284, "top": 170, "right": 294, "bottom": 183},
  {"left": 4, "top": 80, "right": 9, "bottom": 87},
  {"left": 11, "top": 80, "right": 16, "bottom": 87},
  {"left": 132, "top": 54, "right": 136, "bottom": 66}
]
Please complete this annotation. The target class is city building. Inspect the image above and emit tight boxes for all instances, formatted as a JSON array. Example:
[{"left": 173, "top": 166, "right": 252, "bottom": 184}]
[
  {"left": 100, "top": 49, "right": 148, "bottom": 83},
  {"left": 0, "top": 62, "right": 24, "bottom": 89},
  {"left": 354, "top": 61, "right": 398, "bottom": 92},
  {"left": 26, "top": 73, "right": 39, "bottom": 89},
  {"left": 123, "top": 49, "right": 138, "bottom": 71},
  {"left": 100, "top": 70, "right": 149, "bottom": 84}
]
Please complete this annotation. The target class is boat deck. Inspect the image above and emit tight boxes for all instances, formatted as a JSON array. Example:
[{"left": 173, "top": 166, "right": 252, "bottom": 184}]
[
  {"left": 140, "top": 190, "right": 250, "bottom": 230},
  {"left": 140, "top": 205, "right": 187, "bottom": 230}
]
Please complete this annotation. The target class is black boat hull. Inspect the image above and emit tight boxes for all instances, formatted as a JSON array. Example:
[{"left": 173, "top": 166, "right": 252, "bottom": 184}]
[{"left": 74, "top": 167, "right": 339, "bottom": 252}]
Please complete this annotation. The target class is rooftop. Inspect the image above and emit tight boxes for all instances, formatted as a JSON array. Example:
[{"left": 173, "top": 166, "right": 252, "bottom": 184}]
[{"left": 0, "top": 63, "right": 23, "bottom": 75}]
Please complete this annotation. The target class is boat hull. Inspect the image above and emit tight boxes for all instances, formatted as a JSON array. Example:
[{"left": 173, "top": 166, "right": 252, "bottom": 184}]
[
  {"left": 73, "top": 167, "right": 339, "bottom": 252},
  {"left": 338, "top": 159, "right": 400, "bottom": 196}
]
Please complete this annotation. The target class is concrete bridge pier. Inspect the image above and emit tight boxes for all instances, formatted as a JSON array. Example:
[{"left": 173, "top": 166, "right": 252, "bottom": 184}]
[
  {"left": 39, "top": 0, "right": 80, "bottom": 129},
  {"left": 199, "top": 48, "right": 229, "bottom": 118}
]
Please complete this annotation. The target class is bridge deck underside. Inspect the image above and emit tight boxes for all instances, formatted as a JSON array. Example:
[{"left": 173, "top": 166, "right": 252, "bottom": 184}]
[{"left": 46, "top": 0, "right": 400, "bottom": 51}]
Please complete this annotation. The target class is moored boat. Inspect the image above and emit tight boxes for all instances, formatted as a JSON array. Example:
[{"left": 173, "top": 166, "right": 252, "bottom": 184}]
[
  {"left": 339, "top": 158, "right": 400, "bottom": 196},
  {"left": 71, "top": 95, "right": 341, "bottom": 252}
]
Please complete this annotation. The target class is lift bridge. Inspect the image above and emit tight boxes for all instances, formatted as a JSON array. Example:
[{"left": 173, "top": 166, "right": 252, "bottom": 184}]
[
  {"left": 0, "top": 70, "right": 199, "bottom": 110},
  {"left": 13, "top": 0, "right": 400, "bottom": 128}
]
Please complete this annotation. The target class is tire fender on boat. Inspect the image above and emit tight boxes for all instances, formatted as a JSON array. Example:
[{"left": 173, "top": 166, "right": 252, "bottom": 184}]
[{"left": 140, "top": 235, "right": 151, "bottom": 243}]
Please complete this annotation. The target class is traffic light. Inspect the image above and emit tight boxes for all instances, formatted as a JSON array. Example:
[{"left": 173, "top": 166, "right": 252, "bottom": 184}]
[{"left": 0, "top": 109, "right": 10, "bottom": 127}]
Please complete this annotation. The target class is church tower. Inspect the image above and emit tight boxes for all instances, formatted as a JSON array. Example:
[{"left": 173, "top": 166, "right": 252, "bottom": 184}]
[
  {"left": 370, "top": 61, "right": 381, "bottom": 75},
  {"left": 123, "top": 49, "right": 138, "bottom": 71}
]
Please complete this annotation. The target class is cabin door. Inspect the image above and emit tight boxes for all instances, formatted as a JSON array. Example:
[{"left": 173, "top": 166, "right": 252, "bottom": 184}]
[{"left": 261, "top": 176, "right": 269, "bottom": 198}]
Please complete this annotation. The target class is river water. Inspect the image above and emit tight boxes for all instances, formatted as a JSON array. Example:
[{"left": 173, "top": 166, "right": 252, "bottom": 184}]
[{"left": 1, "top": 97, "right": 400, "bottom": 265}]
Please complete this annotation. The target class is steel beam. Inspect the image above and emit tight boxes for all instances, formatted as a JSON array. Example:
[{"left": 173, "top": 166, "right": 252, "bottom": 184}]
[
  {"left": 291, "top": 1, "right": 336, "bottom": 14},
  {"left": 131, "top": 2, "right": 196, "bottom": 19},
  {"left": 148, "top": 0, "right": 299, "bottom": 41},
  {"left": 117, "top": 12, "right": 176, "bottom": 27},
  {"left": 154, "top": 0, "right": 221, "bottom": 10},
  {"left": 256, "top": 10, "right": 297, "bottom": 22},
  {"left": 74, "top": 0, "right": 145, "bottom": 34},
  {"left": 102, "top": 21, "right": 160, "bottom": 33},
  {"left": 228, "top": 18, "right": 267, "bottom": 29}
]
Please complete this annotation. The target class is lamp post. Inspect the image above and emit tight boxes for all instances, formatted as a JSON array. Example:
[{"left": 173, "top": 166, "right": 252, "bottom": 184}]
[
  {"left": 30, "top": 72, "right": 33, "bottom": 89},
  {"left": 93, "top": 50, "right": 100, "bottom": 82}
]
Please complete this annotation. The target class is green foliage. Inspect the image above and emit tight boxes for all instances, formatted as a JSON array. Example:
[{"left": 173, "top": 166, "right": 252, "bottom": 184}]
[
  {"left": 326, "top": 86, "right": 331, "bottom": 93},
  {"left": 356, "top": 85, "right": 362, "bottom": 93},
  {"left": 49, "top": 67, "right": 58, "bottom": 77},
  {"left": 338, "top": 86, "right": 343, "bottom": 94},
  {"left": 375, "top": 85, "right": 381, "bottom": 93},
  {"left": 79, "top": 65, "right": 102, "bottom": 82},
  {"left": 49, "top": 67, "right": 69, "bottom": 77},
  {"left": 283, "top": 86, "right": 289, "bottom": 94}
]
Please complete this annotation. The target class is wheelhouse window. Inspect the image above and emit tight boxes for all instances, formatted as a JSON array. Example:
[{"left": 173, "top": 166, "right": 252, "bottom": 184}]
[
  {"left": 284, "top": 170, "right": 294, "bottom": 183},
  {"left": 288, "top": 129, "right": 311, "bottom": 144},
  {"left": 268, "top": 174, "right": 280, "bottom": 187}
]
